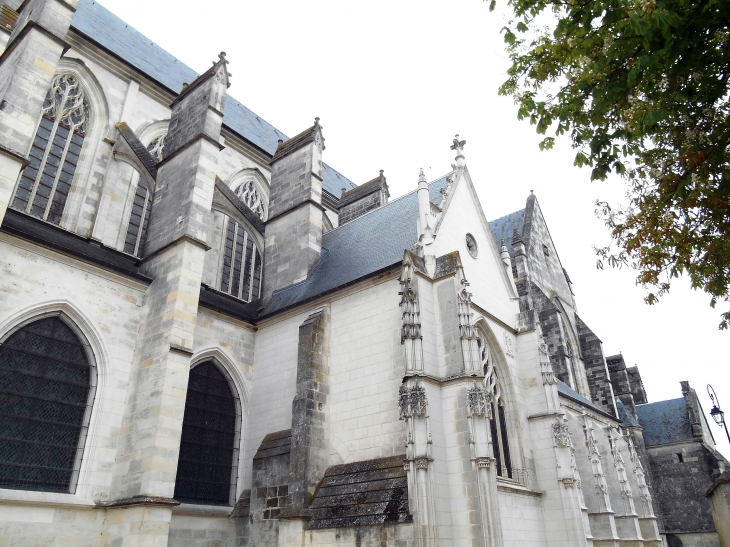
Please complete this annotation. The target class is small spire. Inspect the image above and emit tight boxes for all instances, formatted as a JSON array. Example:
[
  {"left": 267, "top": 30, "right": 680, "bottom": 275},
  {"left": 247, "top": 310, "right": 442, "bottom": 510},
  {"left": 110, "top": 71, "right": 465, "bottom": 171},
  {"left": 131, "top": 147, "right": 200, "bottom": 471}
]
[
  {"left": 418, "top": 168, "right": 426, "bottom": 183},
  {"left": 512, "top": 227, "right": 523, "bottom": 246},
  {"left": 500, "top": 238, "right": 511, "bottom": 266},
  {"left": 450, "top": 134, "right": 466, "bottom": 166}
]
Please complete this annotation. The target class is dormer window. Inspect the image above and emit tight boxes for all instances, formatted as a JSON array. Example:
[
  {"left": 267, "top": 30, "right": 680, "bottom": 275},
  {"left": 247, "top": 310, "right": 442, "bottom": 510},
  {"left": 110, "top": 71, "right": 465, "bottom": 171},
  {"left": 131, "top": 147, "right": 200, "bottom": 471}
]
[
  {"left": 219, "top": 216, "right": 262, "bottom": 301},
  {"left": 11, "top": 74, "right": 89, "bottom": 225}
]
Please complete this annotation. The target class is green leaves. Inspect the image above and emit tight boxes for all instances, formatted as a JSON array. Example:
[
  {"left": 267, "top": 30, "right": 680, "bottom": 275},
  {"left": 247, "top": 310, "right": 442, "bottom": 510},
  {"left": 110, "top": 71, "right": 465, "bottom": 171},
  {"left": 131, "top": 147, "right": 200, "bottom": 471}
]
[{"left": 493, "top": 0, "right": 730, "bottom": 329}]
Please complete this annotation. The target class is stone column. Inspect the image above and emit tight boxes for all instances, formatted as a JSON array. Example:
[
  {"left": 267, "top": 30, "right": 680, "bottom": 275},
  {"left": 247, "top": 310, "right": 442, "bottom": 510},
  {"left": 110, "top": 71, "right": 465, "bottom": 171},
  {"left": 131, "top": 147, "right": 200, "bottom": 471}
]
[
  {"left": 103, "top": 55, "right": 230, "bottom": 547},
  {"left": 466, "top": 382, "right": 504, "bottom": 547},
  {"left": 400, "top": 380, "right": 435, "bottom": 544},
  {"left": 0, "top": 0, "right": 78, "bottom": 224}
]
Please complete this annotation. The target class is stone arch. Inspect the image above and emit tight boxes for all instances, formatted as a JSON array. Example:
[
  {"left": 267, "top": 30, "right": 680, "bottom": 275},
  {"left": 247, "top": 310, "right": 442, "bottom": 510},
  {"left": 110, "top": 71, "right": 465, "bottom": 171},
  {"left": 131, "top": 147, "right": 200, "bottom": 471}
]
[
  {"left": 189, "top": 348, "right": 250, "bottom": 502},
  {"left": 51, "top": 59, "right": 112, "bottom": 234},
  {"left": 0, "top": 299, "right": 109, "bottom": 498}
]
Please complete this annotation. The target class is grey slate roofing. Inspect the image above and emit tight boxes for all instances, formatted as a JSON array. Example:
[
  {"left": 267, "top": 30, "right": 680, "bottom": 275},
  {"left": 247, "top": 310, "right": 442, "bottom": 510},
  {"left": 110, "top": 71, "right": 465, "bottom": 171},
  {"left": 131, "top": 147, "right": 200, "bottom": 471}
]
[
  {"left": 71, "top": 0, "right": 356, "bottom": 197},
  {"left": 615, "top": 398, "right": 640, "bottom": 428},
  {"left": 488, "top": 208, "right": 525, "bottom": 259},
  {"left": 262, "top": 174, "right": 451, "bottom": 316},
  {"left": 636, "top": 398, "right": 694, "bottom": 447},
  {"left": 557, "top": 380, "right": 615, "bottom": 419}
]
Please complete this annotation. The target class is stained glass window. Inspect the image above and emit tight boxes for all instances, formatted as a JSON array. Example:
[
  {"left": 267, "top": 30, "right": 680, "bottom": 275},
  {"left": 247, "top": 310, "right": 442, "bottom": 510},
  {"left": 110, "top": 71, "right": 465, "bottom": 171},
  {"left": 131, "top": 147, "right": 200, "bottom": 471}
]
[
  {"left": 174, "top": 361, "right": 238, "bottom": 505},
  {"left": 0, "top": 317, "right": 95, "bottom": 493},
  {"left": 11, "top": 74, "right": 89, "bottom": 225},
  {"left": 122, "top": 139, "right": 161, "bottom": 256},
  {"left": 478, "top": 331, "right": 512, "bottom": 479},
  {"left": 219, "top": 217, "right": 262, "bottom": 301}
]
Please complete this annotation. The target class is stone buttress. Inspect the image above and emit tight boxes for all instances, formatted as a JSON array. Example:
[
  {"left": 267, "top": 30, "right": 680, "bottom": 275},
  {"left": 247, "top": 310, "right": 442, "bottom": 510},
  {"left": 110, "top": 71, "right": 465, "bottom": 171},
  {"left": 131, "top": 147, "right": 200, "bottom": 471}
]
[
  {"left": 102, "top": 55, "right": 230, "bottom": 547},
  {"left": 263, "top": 118, "right": 325, "bottom": 301}
]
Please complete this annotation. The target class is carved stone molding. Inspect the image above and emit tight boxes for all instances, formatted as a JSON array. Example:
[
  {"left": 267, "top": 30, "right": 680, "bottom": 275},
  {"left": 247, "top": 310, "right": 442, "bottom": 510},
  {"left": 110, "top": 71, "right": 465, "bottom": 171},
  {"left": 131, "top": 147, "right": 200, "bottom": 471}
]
[
  {"left": 466, "top": 382, "right": 490, "bottom": 418},
  {"left": 399, "top": 383, "right": 428, "bottom": 419},
  {"left": 414, "top": 457, "right": 430, "bottom": 470},
  {"left": 475, "top": 457, "right": 491, "bottom": 469}
]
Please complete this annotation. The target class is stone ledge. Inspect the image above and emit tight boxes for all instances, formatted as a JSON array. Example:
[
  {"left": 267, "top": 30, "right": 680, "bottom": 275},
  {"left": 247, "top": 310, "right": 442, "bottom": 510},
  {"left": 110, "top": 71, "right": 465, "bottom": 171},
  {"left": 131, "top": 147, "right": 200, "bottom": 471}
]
[{"left": 100, "top": 495, "right": 180, "bottom": 508}]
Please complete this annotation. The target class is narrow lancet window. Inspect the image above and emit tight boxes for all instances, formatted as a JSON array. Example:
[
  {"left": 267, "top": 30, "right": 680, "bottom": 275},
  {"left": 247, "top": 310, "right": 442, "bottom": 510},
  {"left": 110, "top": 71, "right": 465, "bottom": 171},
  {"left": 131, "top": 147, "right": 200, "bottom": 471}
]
[
  {"left": 122, "top": 139, "right": 161, "bottom": 256},
  {"left": 219, "top": 216, "right": 262, "bottom": 301},
  {"left": 478, "top": 330, "right": 513, "bottom": 479},
  {"left": 0, "top": 317, "right": 95, "bottom": 493},
  {"left": 174, "top": 361, "right": 238, "bottom": 505},
  {"left": 11, "top": 74, "right": 90, "bottom": 225}
]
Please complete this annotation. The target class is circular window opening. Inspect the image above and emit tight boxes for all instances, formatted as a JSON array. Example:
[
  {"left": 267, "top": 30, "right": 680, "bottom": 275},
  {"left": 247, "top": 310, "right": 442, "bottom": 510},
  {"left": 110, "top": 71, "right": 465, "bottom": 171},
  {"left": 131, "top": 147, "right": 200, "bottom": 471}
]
[{"left": 466, "top": 233, "right": 478, "bottom": 258}]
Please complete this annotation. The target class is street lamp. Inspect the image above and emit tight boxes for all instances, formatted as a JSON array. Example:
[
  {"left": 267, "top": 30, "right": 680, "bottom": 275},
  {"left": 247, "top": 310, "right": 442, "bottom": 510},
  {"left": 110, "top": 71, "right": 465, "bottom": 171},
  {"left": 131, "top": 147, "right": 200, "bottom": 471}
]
[{"left": 708, "top": 384, "right": 730, "bottom": 444}]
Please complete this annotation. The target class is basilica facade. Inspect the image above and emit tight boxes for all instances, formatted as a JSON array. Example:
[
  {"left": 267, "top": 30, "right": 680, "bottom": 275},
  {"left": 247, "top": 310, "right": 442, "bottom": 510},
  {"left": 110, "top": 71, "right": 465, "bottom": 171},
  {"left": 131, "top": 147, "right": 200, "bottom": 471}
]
[{"left": 0, "top": 1, "right": 727, "bottom": 546}]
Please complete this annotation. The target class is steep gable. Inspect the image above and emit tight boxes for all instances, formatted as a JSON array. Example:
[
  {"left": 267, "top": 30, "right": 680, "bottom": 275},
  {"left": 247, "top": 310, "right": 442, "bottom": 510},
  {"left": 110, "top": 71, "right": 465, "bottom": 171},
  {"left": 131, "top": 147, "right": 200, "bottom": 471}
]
[{"left": 430, "top": 168, "right": 518, "bottom": 325}]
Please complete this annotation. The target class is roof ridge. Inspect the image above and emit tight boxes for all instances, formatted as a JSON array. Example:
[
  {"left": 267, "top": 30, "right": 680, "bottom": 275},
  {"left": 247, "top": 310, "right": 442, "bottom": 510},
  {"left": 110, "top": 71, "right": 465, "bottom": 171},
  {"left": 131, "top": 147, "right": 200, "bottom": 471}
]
[{"left": 327, "top": 171, "right": 453, "bottom": 234}]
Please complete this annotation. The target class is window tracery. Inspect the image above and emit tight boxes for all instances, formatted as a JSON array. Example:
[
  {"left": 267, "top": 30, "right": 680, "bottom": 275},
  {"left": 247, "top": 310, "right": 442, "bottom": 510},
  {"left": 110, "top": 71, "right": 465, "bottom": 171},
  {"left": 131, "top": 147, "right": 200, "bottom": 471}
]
[
  {"left": 174, "top": 361, "right": 239, "bottom": 505},
  {"left": 219, "top": 216, "right": 262, "bottom": 301},
  {"left": 477, "top": 330, "right": 513, "bottom": 479},
  {"left": 0, "top": 316, "right": 95, "bottom": 493},
  {"left": 11, "top": 74, "right": 90, "bottom": 225},
  {"left": 233, "top": 179, "right": 266, "bottom": 221}
]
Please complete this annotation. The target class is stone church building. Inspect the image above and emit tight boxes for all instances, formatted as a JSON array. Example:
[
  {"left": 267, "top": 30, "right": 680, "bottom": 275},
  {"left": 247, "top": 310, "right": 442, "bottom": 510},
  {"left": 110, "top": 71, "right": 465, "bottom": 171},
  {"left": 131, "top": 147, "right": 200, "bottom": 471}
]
[{"left": 0, "top": 0, "right": 727, "bottom": 546}]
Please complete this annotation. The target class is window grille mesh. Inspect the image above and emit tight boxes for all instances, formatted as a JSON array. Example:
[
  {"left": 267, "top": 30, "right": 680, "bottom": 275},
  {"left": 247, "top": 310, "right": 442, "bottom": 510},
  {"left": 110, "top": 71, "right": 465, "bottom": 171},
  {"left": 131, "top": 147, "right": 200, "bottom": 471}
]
[
  {"left": 219, "top": 217, "right": 261, "bottom": 302},
  {"left": 174, "top": 361, "right": 238, "bottom": 506},
  {"left": 0, "top": 317, "right": 93, "bottom": 493}
]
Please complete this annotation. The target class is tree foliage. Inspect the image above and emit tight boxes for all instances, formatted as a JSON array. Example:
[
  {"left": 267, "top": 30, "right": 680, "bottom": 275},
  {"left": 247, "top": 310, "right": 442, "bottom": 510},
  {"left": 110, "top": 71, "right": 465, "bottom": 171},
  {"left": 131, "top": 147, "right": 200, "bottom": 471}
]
[{"left": 494, "top": 0, "right": 730, "bottom": 328}]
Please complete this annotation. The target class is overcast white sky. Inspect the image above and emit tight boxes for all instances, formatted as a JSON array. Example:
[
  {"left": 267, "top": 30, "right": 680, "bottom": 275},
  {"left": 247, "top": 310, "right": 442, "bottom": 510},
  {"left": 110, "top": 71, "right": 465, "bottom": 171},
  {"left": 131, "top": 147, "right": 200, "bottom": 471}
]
[{"left": 98, "top": 0, "right": 729, "bottom": 455}]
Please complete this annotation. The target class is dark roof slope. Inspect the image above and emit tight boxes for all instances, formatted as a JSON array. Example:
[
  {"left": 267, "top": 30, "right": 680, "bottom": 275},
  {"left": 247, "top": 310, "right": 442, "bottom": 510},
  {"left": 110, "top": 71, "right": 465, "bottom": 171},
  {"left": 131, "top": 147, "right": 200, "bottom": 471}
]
[
  {"left": 71, "top": 0, "right": 354, "bottom": 196},
  {"left": 557, "top": 380, "right": 616, "bottom": 420},
  {"left": 322, "top": 163, "right": 356, "bottom": 198},
  {"left": 615, "top": 398, "right": 639, "bottom": 428},
  {"left": 307, "top": 455, "right": 411, "bottom": 529},
  {"left": 489, "top": 208, "right": 525, "bottom": 258},
  {"left": 636, "top": 398, "right": 694, "bottom": 446},
  {"left": 262, "top": 175, "right": 450, "bottom": 316}
]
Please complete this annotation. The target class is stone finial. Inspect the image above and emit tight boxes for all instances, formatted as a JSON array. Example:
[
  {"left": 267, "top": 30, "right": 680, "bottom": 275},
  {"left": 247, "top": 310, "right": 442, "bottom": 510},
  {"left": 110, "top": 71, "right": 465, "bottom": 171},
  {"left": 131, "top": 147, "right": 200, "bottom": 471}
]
[
  {"left": 512, "top": 227, "right": 523, "bottom": 246},
  {"left": 500, "top": 238, "right": 511, "bottom": 267},
  {"left": 379, "top": 169, "right": 384, "bottom": 178},
  {"left": 219, "top": 51, "right": 227, "bottom": 61},
  {"left": 341, "top": 187, "right": 347, "bottom": 196},
  {"left": 314, "top": 117, "right": 321, "bottom": 126},
  {"left": 418, "top": 168, "right": 427, "bottom": 186}
]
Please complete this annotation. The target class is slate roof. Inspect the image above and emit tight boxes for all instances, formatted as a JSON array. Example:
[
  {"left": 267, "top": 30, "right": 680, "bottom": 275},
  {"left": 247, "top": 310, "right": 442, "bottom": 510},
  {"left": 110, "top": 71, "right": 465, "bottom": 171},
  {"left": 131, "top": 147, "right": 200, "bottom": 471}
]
[
  {"left": 307, "top": 455, "right": 411, "bottom": 529},
  {"left": 557, "top": 380, "right": 615, "bottom": 419},
  {"left": 489, "top": 208, "right": 525, "bottom": 258},
  {"left": 262, "top": 174, "right": 451, "bottom": 316},
  {"left": 615, "top": 398, "right": 640, "bottom": 428},
  {"left": 636, "top": 398, "right": 694, "bottom": 447},
  {"left": 70, "top": 0, "right": 355, "bottom": 197}
]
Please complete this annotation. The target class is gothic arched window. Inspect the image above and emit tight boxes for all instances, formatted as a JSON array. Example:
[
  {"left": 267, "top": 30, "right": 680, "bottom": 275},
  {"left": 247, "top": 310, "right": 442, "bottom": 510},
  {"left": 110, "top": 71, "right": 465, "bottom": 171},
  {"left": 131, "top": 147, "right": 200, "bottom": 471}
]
[
  {"left": 478, "top": 331, "right": 513, "bottom": 479},
  {"left": 0, "top": 316, "right": 95, "bottom": 493},
  {"left": 174, "top": 361, "right": 239, "bottom": 505},
  {"left": 122, "top": 137, "right": 163, "bottom": 256},
  {"left": 219, "top": 216, "right": 262, "bottom": 302},
  {"left": 11, "top": 74, "right": 90, "bottom": 225}
]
